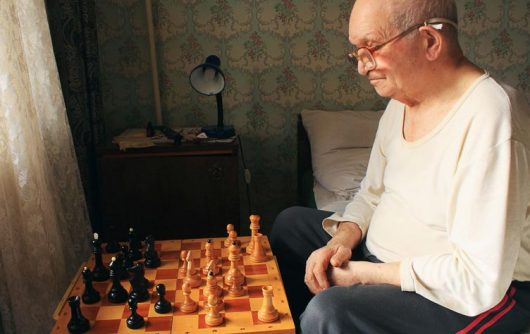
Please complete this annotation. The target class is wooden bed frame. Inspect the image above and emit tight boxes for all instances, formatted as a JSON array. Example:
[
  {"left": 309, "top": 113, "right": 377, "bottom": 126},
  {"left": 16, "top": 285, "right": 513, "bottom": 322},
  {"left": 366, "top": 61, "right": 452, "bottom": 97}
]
[{"left": 297, "top": 114, "right": 316, "bottom": 208}]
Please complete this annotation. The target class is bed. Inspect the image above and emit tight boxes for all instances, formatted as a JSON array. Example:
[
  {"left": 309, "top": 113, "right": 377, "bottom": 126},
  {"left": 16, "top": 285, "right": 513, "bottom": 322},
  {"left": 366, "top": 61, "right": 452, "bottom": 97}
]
[{"left": 297, "top": 109, "right": 383, "bottom": 213}]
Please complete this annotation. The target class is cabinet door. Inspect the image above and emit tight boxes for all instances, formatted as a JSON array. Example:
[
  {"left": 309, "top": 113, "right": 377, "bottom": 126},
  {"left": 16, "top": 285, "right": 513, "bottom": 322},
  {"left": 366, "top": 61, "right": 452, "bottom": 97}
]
[{"left": 98, "top": 153, "right": 239, "bottom": 240}]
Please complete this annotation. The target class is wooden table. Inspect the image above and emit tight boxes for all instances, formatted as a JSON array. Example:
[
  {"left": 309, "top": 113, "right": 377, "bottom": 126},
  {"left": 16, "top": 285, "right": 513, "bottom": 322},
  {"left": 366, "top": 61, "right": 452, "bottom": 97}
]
[{"left": 52, "top": 236, "right": 295, "bottom": 334}]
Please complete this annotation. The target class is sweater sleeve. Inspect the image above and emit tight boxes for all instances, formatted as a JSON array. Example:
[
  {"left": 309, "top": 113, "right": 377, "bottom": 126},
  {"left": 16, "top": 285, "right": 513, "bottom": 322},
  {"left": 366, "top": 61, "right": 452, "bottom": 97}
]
[{"left": 401, "top": 140, "right": 530, "bottom": 316}]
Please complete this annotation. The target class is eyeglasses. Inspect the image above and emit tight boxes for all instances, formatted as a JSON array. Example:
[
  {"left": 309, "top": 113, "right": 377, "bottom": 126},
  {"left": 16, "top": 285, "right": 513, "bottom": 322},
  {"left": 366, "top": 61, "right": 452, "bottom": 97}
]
[{"left": 347, "top": 18, "right": 458, "bottom": 71}]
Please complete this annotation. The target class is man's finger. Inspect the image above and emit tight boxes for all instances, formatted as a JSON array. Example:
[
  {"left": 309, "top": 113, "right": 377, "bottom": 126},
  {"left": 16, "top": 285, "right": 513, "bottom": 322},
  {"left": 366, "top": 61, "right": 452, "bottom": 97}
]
[
  {"left": 305, "top": 260, "right": 319, "bottom": 293},
  {"left": 313, "top": 263, "right": 329, "bottom": 291},
  {"left": 330, "top": 247, "right": 350, "bottom": 267}
]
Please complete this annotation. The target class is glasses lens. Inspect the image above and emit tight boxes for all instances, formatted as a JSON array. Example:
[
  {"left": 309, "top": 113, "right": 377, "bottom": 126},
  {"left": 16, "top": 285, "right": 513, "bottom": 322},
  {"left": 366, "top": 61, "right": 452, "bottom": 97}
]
[{"left": 357, "top": 48, "right": 376, "bottom": 70}]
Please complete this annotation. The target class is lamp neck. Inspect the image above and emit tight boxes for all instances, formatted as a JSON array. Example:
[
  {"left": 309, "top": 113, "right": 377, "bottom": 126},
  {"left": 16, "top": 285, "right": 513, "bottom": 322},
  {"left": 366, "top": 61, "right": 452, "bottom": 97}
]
[{"left": 216, "top": 93, "right": 224, "bottom": 128}]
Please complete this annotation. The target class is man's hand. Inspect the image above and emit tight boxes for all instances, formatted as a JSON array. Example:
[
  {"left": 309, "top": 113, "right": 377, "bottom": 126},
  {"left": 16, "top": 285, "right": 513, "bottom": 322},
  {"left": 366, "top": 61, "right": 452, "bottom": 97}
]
[
  {"left": 304, "top": 244, "right": 352, "bottom": 294},
  {"left": 304, "top": 221, "right": 362, "bottom": 294}
]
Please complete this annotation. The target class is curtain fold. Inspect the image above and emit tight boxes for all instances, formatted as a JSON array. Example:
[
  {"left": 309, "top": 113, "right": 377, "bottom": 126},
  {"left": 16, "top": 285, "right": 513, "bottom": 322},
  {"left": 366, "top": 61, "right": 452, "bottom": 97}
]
[
  {"left": 0, "top": 0, "right": 92, "bottom": 332},
  {"left": 45, "top": 0, "right": 105, "bottom": 233}
]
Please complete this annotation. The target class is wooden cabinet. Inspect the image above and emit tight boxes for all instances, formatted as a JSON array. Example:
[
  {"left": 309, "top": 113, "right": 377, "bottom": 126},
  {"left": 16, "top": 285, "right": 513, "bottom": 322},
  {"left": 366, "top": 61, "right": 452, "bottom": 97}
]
[{"left": 97, "top": 140, "right": 240, "bottom": 240}]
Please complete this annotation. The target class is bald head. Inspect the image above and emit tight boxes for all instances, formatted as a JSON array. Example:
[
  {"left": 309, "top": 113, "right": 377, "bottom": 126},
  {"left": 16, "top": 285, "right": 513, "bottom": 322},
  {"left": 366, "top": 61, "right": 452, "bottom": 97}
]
[
  {"left": 389, "top": 0, "right": 458, "bottom": 31},
  {"left": 349, "top": 0, "right": 461, "bottom": 54}
]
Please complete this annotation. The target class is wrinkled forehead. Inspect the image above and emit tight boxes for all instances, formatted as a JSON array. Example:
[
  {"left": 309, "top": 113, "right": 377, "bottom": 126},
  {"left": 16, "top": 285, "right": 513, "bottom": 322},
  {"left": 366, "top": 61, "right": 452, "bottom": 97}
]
[{"left": 348, "top": 0, "right": 393, "bottom": 45}]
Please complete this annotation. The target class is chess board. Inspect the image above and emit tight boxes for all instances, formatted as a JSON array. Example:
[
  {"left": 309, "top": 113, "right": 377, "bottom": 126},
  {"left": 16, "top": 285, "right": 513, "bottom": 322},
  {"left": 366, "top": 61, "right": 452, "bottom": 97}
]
[{"left": 52, "top": 236, "right": 295, "bottom": 334}]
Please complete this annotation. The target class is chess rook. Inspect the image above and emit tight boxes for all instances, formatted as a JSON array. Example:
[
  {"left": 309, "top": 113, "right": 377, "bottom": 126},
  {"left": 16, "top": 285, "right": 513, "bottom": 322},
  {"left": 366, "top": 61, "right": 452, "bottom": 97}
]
[
  {"left": 250, "top": 233, "right": 268, "bottom": 263},
  {"left": 258, "top": 285, "right": 279, "bottom": 323}
]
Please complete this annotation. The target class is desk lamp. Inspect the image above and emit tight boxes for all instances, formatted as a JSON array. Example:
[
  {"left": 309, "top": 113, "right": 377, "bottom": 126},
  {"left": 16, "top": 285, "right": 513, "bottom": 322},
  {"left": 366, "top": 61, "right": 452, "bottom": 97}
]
[{"left": 189, "top": 55, "right": 235, "bottom": 139}]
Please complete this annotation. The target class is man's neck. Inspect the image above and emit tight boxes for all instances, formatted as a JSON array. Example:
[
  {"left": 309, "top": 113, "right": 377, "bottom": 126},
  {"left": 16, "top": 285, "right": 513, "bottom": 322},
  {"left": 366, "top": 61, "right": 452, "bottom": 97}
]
[
  {"left": 405, "top": 57, "right": 484, "bottom": 113},
  {"left": 401, "top": 58, "right": 484, "bottom": 142}
]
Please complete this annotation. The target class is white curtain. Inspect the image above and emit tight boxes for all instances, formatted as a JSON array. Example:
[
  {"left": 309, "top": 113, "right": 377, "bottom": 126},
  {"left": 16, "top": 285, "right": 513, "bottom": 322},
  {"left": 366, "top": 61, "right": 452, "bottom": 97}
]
[{"left": 0, "top": 0, "right": 92, "bottom": 333}]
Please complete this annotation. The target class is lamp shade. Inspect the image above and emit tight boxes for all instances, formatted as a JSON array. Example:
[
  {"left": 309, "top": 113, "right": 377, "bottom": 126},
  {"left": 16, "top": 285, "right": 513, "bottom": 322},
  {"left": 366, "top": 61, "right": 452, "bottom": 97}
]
[
  {"left": 189, "top": 55, "right": 234, "bottom": 139},
  {"left": 189, "top": 55, "right": 225, "bottom": 96}
]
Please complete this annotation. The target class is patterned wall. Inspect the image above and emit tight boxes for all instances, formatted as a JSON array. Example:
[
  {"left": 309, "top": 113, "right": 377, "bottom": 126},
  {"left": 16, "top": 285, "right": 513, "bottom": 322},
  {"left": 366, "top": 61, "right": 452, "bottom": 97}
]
[{"left": 95, "top": 0, "right": 530, "bottom": 231}]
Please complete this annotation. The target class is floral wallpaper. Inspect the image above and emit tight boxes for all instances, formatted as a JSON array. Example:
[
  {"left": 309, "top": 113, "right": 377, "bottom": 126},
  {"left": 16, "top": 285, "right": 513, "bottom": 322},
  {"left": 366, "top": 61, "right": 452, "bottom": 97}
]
[{"left": 95, "top": 0, "right": 530, "bottom": 231}]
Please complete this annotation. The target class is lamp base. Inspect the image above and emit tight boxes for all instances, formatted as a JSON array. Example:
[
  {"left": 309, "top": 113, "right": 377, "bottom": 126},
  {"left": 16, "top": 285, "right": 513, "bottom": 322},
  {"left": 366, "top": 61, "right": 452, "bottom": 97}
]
[{"left": 201, "top": 125, "right": 235, "bottom": 139}]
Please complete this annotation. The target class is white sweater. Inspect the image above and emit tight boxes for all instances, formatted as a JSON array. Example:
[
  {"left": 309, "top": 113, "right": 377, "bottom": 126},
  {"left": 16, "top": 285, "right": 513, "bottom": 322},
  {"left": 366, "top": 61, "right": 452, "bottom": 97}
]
[{"left": 323, "top": 73, "right": 530, "bottom": 316}]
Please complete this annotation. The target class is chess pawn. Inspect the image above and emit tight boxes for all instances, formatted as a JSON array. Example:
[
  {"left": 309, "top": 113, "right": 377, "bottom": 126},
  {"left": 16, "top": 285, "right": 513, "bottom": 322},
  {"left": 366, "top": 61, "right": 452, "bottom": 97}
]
[
  {"left": 205, "top": 294, "right": 224, "bottom": 327},
  {"left": 91, "top": 233, "right": 109, "bottom": 282},
  {"left": 126, "top": 296, "right": 145, "bottom": 329},
  {"left": 107, "top": 257, "right": 128, "bottom": 303},
  {"left": 81, "top": 267, "right": 100, "bottom": 304},
  {"left": 246, "top": 214, "right": 261, "bottom": 254},
  {"left": 257, "top": 285, "right": 279, "bottom": 323},
  {"left": 250, "top": 233, "right": 268, "bottom": 263},
  {"left": 67, "top": 296, "right": 90, "bottom": 333},
  {"left": 154, "top": 284, "right": 172, "bottom": 314},
  {"left": 204, "top": 271, "right": 222, "bottom": 298},
  {"left": 179, "top": 282, "right": 198, "bottom": 313},
  {"left": 178, "top": 250, "right": 188, "bottom": 277},
  {"left": 224, "top": 224, "right": 234, "bottom": 247}
]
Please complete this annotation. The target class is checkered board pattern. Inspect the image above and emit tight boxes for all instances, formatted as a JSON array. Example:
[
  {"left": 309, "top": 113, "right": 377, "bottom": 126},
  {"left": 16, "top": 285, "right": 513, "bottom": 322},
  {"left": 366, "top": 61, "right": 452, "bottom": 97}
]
[{"left": 52, "top": 236, "right": 295, "bottom": 334}]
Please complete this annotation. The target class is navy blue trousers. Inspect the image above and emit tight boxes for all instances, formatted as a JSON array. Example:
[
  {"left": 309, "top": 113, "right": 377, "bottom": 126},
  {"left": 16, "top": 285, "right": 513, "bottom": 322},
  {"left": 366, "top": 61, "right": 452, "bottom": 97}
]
[{"left": 270, "top": 206, "right": 530, "bottom": 334}]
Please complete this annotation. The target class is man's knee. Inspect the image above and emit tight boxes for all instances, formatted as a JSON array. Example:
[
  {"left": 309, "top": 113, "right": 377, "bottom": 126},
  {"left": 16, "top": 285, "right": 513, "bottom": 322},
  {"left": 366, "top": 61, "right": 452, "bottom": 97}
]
[
  {"left": 270, "top": 206, "right": 307, "bottom": 245},
  {"left": 300, "top": 289, "right": 344, "bottom": 333}
]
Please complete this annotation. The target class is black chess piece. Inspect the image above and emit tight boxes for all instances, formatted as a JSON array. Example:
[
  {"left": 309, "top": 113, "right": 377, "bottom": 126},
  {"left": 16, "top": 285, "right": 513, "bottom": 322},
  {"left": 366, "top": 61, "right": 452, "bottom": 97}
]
[
  {"left": 154, "top": 284, "right": 172, "bottom": 314},
  {"left": 91, "top": 233, "right": 109, "bottom": 282},
  {"left": 121, "top": 244, "right": 134, "bottom": 271},
  {"left": 143, "top": 235, "right": 161, "bottom": 268},
  {"left": 107, "top": 256, "right": 128, "bottom": 303},
  {"left": 105, "top": 225, "right": 120, "bottom": 253},
  {"left": 128, "top": 227, "right": 142, "bottom": 261},
  {"left": 67, "top": 296, "right": 90, "bottom": 333},
  {"left": 115, "top": 252, "right": 129, "bottom": 280},
  {"left": 81, "top": 267, "right": 100, "bottom": 304},
  {"left": 126, "top": 296, "right": 145, "bottom": 329},
  {"left": 129, "top": 263, "right": 150, "bottom": 302}
]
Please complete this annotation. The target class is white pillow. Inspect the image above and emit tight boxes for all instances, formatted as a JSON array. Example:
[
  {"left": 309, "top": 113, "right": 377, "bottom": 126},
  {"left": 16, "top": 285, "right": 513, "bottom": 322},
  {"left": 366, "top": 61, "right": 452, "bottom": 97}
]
[{"left": 301, "top": 109, "right": 383, "bottom": 198}]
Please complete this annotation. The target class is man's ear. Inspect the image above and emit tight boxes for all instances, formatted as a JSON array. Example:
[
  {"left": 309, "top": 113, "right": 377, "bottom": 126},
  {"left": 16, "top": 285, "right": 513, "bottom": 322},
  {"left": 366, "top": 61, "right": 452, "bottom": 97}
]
[{"left": 419, "top": 27, "right": 443, "bottom": 61}]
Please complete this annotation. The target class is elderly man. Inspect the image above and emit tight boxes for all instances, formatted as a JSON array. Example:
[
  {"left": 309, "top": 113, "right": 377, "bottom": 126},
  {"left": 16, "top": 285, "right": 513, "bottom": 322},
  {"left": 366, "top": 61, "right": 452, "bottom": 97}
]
[{"left": 270, "top": 0, "right": 530, "bottom": 333}]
